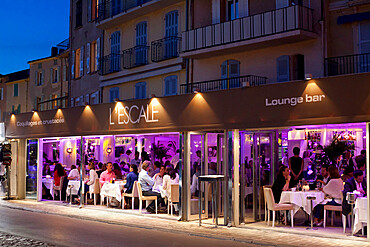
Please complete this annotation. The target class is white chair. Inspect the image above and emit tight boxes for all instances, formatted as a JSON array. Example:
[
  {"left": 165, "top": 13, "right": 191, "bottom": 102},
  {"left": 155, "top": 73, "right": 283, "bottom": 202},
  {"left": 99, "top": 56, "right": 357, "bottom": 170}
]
[
  {"left": 53, "top": 176, "right": 65, "bottom": 201},
  {"left": 137, "top": 182, "right": 157, "bottom": 214},
  {"left": 264, "top": 187, "right": 294, "bottom": 227},
  {"left": 167, "top": 184, "right": 179, "bottom": 216},
  {"left": 85, "top": 179, "right": 101, "bottom": 205},
  {"left": 122, "top": 181, "right": 139, "bottom": 210},
  {"left": 263, "top": 185, "right": 272, "bottom": 222}
]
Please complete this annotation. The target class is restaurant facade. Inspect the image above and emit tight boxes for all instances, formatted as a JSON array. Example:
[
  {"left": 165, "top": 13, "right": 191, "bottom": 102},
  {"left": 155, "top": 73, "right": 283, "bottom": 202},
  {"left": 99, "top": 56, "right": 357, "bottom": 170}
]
[{"left": 5, "top": 73, "right": 370, "bottom": 234}]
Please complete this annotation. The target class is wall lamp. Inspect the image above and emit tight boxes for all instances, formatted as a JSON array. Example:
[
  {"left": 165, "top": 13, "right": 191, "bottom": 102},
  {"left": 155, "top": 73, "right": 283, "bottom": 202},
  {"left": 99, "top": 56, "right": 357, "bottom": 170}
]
[
  {"left": 304, "top": 73, "right": 313, "bottom": 81},
  {"left": 106, "top": 147, "right": 113, "bottom": 154},
  {"left": 66, "top": 147, "right": 73, "bottom": 154}
]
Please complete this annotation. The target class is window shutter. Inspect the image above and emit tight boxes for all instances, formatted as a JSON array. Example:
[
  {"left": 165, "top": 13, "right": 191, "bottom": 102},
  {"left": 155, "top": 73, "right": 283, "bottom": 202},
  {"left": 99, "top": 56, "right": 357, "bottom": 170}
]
[
  {"left": 96, "top": 38, "right": 100, "bottom": 70},
  {"left": 277, "top": 55, "right": 290, "bottom": 82},
  {"left": 86, "top": 43, "right": 91, "bottom": 74},
  {"left": 57, "top": 66, "right": 61, "bottom": 82},
  {"left": 0, "top": 88, "right": 3, "bottom": 100},
  {"left": 171, "top": 76, "right": 177, "bottom": 95},
  {"left": 48, "top": 95, "right": 52, "bottom": 110},
  {"left": 12, "top": 105, "right": 14, "bottom": 114},
  {"left": 164, "top": 78, "right": 170, "bottom": 96},
  {"left": 35, "top": 71, "right": 38, "bottom": 85},
  {"left": 80, "top": 46, "right": 84, "bottom": 76},
  {"left": 71, "top": 97, "right": 74, "bottom": 107},
  {"left": 63, "top": 65, "right": 67, "bottom": 81},
  {"left": 135, "top": 84, "right": 140, "bottom": 99},
  {"left": 41, "top": 95, "right": 44, "bottom": 111},
  {"left": 221, "top": 61, "right": 228, "bottom": 79},
  {"left": 71, "top": 50, "right": 75, "bottom": 79},
  {"left": 88, "top": 0, "right": 92, "bottom": 22},
  {"left": 34, "top": 97, "right": 37, "bottom": 110},
  {"left": 142, "top": 82, "right": 146, "bottom": 99},
  {"left": 50, "top": 68, "right": 53, "bottom": 83},
  {"left": 41, "top": 70, "right": 44, "bottom": 85},
  {"left": 229, "top": 60, "right": 240, "bottom": 78},
  {"left": 17, "top": 104, "right": 20, "bottom": 114}
]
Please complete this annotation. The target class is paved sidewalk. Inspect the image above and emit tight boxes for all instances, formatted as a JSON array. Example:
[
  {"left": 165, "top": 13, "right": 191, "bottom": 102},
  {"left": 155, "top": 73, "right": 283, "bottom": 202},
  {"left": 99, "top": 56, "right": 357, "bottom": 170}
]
[
  {"left": 0, "top": 199, "right": 369, "bottom": 247},
  {"left": 0, "top": 230, "right": 56, "bottom": 247}
]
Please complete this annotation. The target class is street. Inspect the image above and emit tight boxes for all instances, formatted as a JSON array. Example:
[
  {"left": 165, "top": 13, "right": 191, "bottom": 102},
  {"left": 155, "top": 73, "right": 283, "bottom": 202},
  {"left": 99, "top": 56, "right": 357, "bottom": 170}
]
[{"left": 0, "top": 206, "right": 255, "bottom": 247}]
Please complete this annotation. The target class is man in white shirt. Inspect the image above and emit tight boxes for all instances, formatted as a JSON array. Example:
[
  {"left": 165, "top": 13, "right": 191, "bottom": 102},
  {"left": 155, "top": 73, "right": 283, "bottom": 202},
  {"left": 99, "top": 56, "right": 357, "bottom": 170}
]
[
  {"left": 68, "top": 165, "right": 80, "bottom": 180},
  {"left": 120, "top": 150, "right": 132, "bottom": 164},
  {"left": 153, "top": 165, "right": 165, "bottom": 192},
  {"left": 138, "top": 161, "right": 164, "bottom": 213}
]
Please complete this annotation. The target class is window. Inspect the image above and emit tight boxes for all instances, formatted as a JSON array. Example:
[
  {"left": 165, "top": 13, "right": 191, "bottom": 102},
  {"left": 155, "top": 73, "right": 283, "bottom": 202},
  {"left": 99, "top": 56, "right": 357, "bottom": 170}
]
[
  {"left": 165, "top": 11, "right": 179, "bottom": 58},
  {"left": 35, "top": 70, "right": 44, "bottom": 86},
  {"left": 276, "top": 55, "right": 290, "bottom": 82},
  {"left": 12, "top": 104, "right": 21, "bottom": 114},
  {"left": 164, "top": 75, "right": 178, "bottom": 96},
  {"left": 91, "top": 91, "right": 100, "bottom": 104},
  {"left": 227, "top": 0, "right": 239, "bottom": 21},
  {"left": 221, "top": 60, "right": 240, "bottom": 88},
  {"left": 109, "top": 87, "right": 120, "bottom": 103},
  {"left": 359, "top": 21, "right": 370, "bottom": 72},
  {"left": 75, "top": 48, "right": 81, "bottom": 78},
  {"left": 0, "top": 88, "right": 3, "bottom": 100},
  {"left": 136, "top": 22, "right": 148, "bottom": 65},
  {"left": 51, "top": 67, "right": 60, "bottom": 83},
  {"left": 38, "top": 63, "right": 42, "bottom": 69},
  {"left": 75, "top": 95, "right": 84, "bottom": 106},
  {"left": 135, "top": 82, "right": 147, "bottom": 99},
  {"left": 52, "top": 94, "right": 58, "bottom": 109},
  {"left": 13, "top": 83, "right": 19, "bottom": 97},
  {"left": 110, "top": 32, "right": 121, "bottom": 72},
  {"left": 89, "top": 40, "right": 98, "bottom": 72},
  {"left": 111, "top": 0, "right": 121, "bottom": 16},
  {"left": 76, "top": 0, "right": 82, "bottom": 28}
]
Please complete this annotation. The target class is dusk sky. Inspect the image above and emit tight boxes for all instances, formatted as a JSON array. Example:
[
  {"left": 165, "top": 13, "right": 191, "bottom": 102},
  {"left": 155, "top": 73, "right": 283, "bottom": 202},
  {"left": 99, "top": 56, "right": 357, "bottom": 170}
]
[{"left": 0, "top": 1, "right": 70, "bottom": 74}]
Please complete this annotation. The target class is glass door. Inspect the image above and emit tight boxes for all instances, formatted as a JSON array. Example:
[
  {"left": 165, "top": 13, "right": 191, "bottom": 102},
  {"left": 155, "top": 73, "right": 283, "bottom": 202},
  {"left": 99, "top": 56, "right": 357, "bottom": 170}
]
[
  {"left": 239, "top": 131, "right": 277, "bottom": 223},
  {"left": 26, "top": 139, "right": 38, "bottom": 199}
]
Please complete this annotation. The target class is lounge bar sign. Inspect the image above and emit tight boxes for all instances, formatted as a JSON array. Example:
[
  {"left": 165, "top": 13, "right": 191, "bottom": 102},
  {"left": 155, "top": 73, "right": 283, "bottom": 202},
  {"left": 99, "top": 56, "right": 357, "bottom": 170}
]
[
  {"left": 109, "top": 103, "right": 159, "bottom": 125},
  {"left": 265, "top": 93, "right": 326, "bottom": 107}
]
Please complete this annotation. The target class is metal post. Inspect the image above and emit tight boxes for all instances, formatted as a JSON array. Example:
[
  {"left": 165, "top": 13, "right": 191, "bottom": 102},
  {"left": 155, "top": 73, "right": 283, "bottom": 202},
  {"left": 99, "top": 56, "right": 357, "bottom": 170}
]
[
  {"left": 252, "top": 133, "right": 258, "bottom": 221},
  {"left": 79, "top": 136, "right": 84, "bottom": 208},
  {"left": 178, "top": 132, "right": 183, "bottom": 220}
]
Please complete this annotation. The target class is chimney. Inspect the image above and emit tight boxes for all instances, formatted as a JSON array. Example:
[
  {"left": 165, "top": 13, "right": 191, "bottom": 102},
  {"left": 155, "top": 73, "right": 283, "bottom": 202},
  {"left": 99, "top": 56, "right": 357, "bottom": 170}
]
[{"left": 51, "top": 47, "right": 58, "bottom": 57}]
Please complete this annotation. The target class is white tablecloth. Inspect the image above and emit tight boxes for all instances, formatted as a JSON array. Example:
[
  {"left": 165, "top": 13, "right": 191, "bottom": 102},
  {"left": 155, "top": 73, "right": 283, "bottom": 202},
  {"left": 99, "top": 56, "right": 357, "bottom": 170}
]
[
  {"left": 279, "top": 191, "right": 325, "bottom": 215},
  {"left": 353, "top": 197, "right": 367, "bottom": 234},
  {"left": 100, "top": 182, "right": 125, "bottom": 201},
  {"left": 42, "top": 178, "right": 54, "bottom": 196},
  {"left": 66, "top": 180, "right": 81, "bottom": 196}
]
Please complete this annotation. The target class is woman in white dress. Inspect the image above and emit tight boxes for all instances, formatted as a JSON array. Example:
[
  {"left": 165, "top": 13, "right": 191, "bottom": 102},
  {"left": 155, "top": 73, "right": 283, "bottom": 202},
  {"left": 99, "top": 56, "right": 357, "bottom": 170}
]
[{"left": 160, "top": 167, "right": 179, "bottom": 200}]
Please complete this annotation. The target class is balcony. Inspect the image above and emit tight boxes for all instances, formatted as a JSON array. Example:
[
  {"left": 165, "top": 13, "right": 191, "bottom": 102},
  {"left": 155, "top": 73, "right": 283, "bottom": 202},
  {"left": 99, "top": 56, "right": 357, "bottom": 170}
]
[
  {"left": 96, "top": 0, "right": 183, "bottom": 29},
  {"left": 180, "top": 75, "right": 267, "bottom": 94},
  {"left": 325, "top": 53, "right": 370, "bottom": 76},
  {"left": 99, "top": 46, "right": 149, "bottom": 75},
  {"left": 123, "top": 45, "right": 149, "bottom": 69},
  {"left": 181, "top": 5, "right": 315, "bottom": 58},
  {"left": 151, "top": 36, "right": 181, "bottom": 62}
]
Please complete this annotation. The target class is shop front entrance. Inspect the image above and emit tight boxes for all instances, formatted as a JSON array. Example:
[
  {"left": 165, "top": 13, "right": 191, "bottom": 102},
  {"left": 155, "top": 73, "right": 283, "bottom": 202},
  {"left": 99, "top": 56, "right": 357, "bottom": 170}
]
[{"left": 239, "top": 131, "right": 278, "bottom": 223}]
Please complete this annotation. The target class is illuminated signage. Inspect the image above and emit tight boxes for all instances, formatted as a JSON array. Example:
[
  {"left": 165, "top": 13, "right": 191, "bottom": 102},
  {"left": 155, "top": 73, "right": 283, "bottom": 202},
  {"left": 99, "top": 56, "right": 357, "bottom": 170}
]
[
  {"left": 265, "top": 94, "right": 325, "bottom": 107},
  {"left": 109, "top": 103, "right": 159, "bottom": 125}
]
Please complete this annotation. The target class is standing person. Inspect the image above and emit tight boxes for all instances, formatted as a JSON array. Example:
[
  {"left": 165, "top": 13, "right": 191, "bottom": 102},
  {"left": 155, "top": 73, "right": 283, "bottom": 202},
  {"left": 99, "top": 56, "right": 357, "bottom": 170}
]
[
  {"left": 302, "top": 151, "right": 311, "bottom": 179},
  {"left": 120, "top": 150, "right": 132, "bottom": 164},
  {"left": 99, "top": 162, "right": 116, "bottom": 186},
  {"left": 289, "top": 147, "right": 303, "bottom": 187},
  {"left": 131, "top": 151, "right": 141, "bottom": 166},
  {"left": 138, "top": 161, "right": 164, "bottom": 213}
]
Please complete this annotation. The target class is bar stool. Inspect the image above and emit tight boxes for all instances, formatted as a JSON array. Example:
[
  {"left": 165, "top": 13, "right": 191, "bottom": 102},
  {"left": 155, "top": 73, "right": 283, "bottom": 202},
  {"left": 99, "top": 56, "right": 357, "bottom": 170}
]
[{"left": 306, "top": 196, "right": 317, "bottom": 230}]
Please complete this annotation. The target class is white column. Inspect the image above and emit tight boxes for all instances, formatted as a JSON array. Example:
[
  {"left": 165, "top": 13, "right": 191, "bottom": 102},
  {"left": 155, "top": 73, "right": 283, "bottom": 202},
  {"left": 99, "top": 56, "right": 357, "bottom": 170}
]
[
  {"left": 100, "top": 136, "right": 115, "bottom": 164},
  {"left": 366, "top": 122, "right": 370, "bottom": 240},
  {"left": 233, "top": 129, "right": 240, "bottom": 226},
  {"left": 183, "top": 132, "right": 191, "bottom": 221}
]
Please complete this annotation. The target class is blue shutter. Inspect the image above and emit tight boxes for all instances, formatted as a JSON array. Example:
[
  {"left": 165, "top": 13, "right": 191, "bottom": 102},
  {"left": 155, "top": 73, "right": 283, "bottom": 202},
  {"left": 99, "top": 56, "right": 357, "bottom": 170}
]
[
  {"left": 135, "top": 83, "right": 140, "bottom": 99},
  {"left": 141, "top": 82, "right": 146, "bottom": 99},
  {"left": 136, "top": 22, "right": 147, "bottom": 65},
  {"left": 14, "top": 84, "right": 19, "bottom": 97},
  {"left": 135, "top": 82, "right": 146, "bottom": 99},
  {"left": 277, "top": 55, "right": 290, "bottom": 82},
  {"left": 109, "top": 87, "right": 119, "bottom": 102},
  {"left": 111, "top": 0, "right": 121, "bottom": 16},
  {"left": 164, "top": 76, "right": 177, "bottom": 96},
  {"left": 110, "top": 31, "right": 121, "bottom": 72}
]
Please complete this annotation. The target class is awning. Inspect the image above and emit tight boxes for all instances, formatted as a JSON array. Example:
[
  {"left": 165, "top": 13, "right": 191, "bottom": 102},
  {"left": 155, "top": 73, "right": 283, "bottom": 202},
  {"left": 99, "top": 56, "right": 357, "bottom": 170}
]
[{"left": 337, "top": 11, "right": 370, "bottom": 25}]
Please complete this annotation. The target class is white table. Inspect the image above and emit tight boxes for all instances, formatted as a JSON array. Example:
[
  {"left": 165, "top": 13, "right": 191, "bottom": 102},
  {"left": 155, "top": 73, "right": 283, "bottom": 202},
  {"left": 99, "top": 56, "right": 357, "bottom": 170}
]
[
  {"left": 66, "top": 180, "right": 81, "bottom": 196},
  {"left": 42, "top": 178, "right": 54, "bottom": 196},
  {"left": 100, "top": 181, "right": 125, "bottom": 202},
  {"left": 279, "top": 191, "right": 325, "bottom": 215},
  {"left": 353, "top": 197, "right": 367, "bottom": 234}
]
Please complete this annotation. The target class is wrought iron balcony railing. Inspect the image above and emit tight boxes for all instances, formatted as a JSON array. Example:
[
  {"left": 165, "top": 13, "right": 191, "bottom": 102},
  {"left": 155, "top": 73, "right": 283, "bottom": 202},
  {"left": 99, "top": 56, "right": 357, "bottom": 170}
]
[
  {"left": 324, "top": 53, "right": 370, "bottom": 76},
  {"left": 182, "top": 5, "right": 314, "bottom": 53},
  {"left": 151, "top": 36, "right": 181, "bottom": 62},
  {"left": 180, "top": 75, "right": 267, "bottom": 94},
  {"left": 96, "top": 0, "right": 152, "bottom": 22},
  {"left": 99, "top": 53, "right": 123, "bottom": 75},
  {"left": 122, "top": 45, "right": 149, "bottom": 69}
]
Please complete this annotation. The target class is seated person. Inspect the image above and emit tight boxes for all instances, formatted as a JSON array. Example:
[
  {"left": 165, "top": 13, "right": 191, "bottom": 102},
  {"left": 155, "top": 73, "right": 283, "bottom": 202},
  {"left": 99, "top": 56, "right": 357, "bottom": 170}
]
[
  {"left": 271, "top": 165, "right": 290, "bottom": 203},
  {"left": 316, "top": 165, "right": 330, "bottom": 188},
  {"left": 43, "top": 163, "right": 52, "bottom": 176},
  {"left": 68, "top": 165, "right": 80, "bottom": 180},
  {"left": 342, "top": 170, "right": 367, "bottom": 216},
  {"left": 190, "top": 165, "right": 201, "bottom": 198},
  {"left": 123, "top": 164, "right": 139, "bottom": 208},
  {"left": 160, "top": 166, "right": 179, "bottom": 199},
  {"left": 153, "top": 165, "right": 166, "bottom": 192},
  {"left": 121, "top": 162, "right": 130, "bottom": 179},
  {"left": 313, "top": 166, "right": 344, "bottom": 226},
  {"left": 149, "top": 161, "right": 161, "bottom": 177},
  {"left": 138, "top": 161, "right": 164, "bottom": 213},
  {"left": 99, "top": 162, "right": 116, "bottom": 186},
  {"left": 131, "top": 151, "right": 141, "bottom": 166},
  {"left": 341, "top": 166, "right": 354, "bottom": 183},
  {"left": 113, "top": 163, "right": 123, "bottom": 180}
]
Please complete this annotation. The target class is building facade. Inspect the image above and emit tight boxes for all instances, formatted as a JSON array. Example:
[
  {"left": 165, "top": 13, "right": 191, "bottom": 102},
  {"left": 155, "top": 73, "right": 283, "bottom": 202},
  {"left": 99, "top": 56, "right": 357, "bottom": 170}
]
[
  {"left": 3, "top": 69, "right": 29, "bottom": 116},
  {"left": 28, "top": 44, "right": 69, "bottom": 112},
  {"left": 95, "top": 0, "right": 186, "bottom": 103},
  {"left": 70, "top": 0, "right": 103, "bottom": 106}
]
